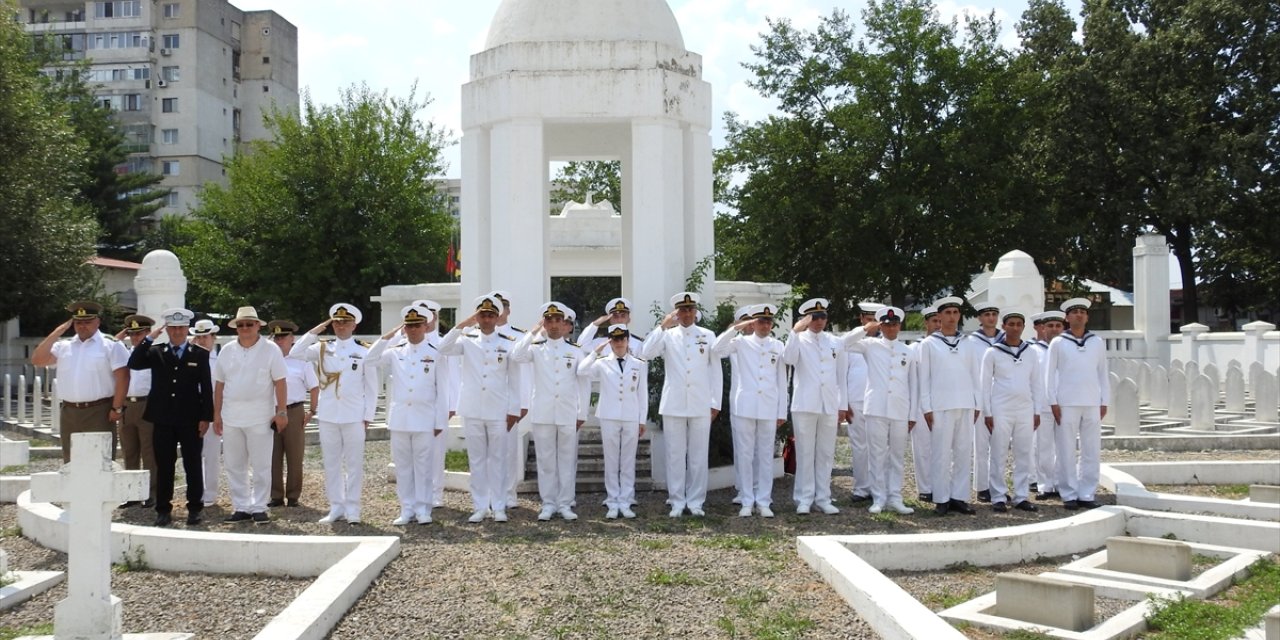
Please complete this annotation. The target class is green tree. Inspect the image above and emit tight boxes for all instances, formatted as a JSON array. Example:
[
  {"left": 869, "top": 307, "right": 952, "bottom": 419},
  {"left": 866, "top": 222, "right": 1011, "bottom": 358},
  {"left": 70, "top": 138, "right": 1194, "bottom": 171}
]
[
  {"left": 0, "top": 4, "right": 99, "bottom": 323},
  {"left": 179, "top": 84, "right": 455, "bottom": 322}
]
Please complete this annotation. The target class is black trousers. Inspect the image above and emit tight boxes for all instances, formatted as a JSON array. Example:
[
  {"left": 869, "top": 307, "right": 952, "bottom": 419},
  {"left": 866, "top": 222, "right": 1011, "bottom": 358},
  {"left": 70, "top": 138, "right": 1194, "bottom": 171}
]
[{"left": 153, "top": 420, "right": 204, "bottom": 515}]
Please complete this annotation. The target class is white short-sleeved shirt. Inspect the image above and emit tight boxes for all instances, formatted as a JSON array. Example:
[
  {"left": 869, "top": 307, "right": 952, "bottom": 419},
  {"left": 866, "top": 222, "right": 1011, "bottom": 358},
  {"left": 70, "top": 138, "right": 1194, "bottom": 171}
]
[
  {"left": 50, "top": 332, "right": 129, "bottom": 402},
  {"left": 214, "top": 337, "right": 288, "bottom": 427}
]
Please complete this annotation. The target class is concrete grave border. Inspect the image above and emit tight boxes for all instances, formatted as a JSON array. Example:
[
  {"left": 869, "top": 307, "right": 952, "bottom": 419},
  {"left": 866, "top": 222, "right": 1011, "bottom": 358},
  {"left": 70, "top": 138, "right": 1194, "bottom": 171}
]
[
  {"left": 15, "top": 490, "right": 399, "bottom": 640},
  {"left": 1105, "top": 460, "right": 1280, "bottom": 521},
  {"left": 0, "top": 570, "right": 64, "bottom": 612},
  {"left": 1056, "top": 540, "right": 1267, "bottom": 597}
]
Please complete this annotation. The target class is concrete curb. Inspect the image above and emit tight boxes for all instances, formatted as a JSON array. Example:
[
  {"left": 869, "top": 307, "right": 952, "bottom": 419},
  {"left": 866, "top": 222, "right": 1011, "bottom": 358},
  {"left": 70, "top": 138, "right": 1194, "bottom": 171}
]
[{"left": 0, "top": 570, "right": 64, "bottom": 612}]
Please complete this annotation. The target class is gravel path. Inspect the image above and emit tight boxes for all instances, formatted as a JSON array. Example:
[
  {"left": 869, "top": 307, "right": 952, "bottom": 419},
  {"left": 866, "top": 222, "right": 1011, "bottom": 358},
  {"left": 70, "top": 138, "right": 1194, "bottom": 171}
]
[{"left": 1, "top": 440, "right": 1273, "bottom": 639}]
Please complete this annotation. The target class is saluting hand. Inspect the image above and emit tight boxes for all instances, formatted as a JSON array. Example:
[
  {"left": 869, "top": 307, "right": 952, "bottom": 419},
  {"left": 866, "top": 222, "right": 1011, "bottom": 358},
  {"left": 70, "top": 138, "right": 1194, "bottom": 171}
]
[
  {"left": 793, "top": 315, "right": 811, "bottom": 332},
  {"left": 382, "top": 323, "right": 404, "bottom": 340},
  {"left": 593, "top": 315, "right": 610, "bottom": 327},
  {"left": 149, "top": 325, "right": 165, "bottom": 339},
  {"left": 660, "top": 311, "right": 678, "bottom": 329},
  {"left": 114, "top": 328, "right": 128, "bottom": 341},
  {"left": 733, "top": 319, "right": 754, "bottom": 333},
  {"left": 307, "top": 319, "right": 333, "bottom": 335}
]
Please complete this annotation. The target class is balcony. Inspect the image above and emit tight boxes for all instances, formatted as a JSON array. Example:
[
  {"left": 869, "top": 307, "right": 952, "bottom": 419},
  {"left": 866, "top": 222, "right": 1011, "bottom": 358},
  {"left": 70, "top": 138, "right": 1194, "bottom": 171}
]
[{"left": 24, "top": 20, "right": 86, "bottom": 33}]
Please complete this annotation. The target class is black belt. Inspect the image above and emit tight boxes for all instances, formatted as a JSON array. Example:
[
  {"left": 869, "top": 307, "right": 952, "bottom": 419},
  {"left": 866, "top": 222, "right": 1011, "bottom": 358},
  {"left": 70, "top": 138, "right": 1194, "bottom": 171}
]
[
  {"left": 287, "top": 402, "right": 304, "bottom": 409},
  {"left": 128, "top": 396, "right": 146, "bottom": 402},
  {"left": 64, "top": 397, "right": 112, "bottom": 409}
]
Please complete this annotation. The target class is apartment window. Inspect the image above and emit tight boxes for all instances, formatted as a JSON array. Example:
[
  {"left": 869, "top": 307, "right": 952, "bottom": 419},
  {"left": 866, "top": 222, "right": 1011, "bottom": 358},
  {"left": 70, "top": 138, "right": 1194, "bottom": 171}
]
[
  {"left": 162, "top": 66, "right": 179, "bottom": 82},
  {"left": 164, "top": 192, "right": 179, "bottom": 206},
  {"left": 262, "top": 56, "right": 269, "bottom": 64},
  {"left": 162, "top": 34, "right": 179, "bottom": 49},
  {"left": 161, "top": 97, "right": 178, "bottom": 113},
  {"left": 162, "top": 3, "right": 180, "bottom": 18},
  {"left": 162, "top": 160, "right": 180, "bottom": 176},
  {"left": 95, "top": 2, "right": 140, "bottom": 19},
  {"left": 132, "top": 67, "right": 148, "bottom": 80},
  {"left": 122, "top": 94, "right": 141, "bottom": 111},
  {"left": 161, "top": 129, "right": 179, "bottom": 144},
  {"left": 262, "top": 85, "right": 269, "bottom": 93}
]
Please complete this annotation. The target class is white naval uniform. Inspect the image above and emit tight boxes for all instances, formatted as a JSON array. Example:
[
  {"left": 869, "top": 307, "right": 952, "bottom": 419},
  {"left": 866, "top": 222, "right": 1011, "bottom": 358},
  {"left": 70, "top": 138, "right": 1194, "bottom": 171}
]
[
  {"left": 438, "top": 326, "right": 523, "bottom": 514},
  {"left": 917, "top": 331, "right": 982, "bottom": 505},
  {"left": 968, "top": 329, "right": 1001, "bottom": 495},
  {"left": 367, "top": 336, "right": 451, "bottom": 520},
  {"left": 782, "top": 329, "right": 848, "bottom": 509},
  {"left": 290, "top": 333, "right": 378, "bottom": 521},
  {"left": 200, "top": 348, "right": 221, "bottom": 505},
  {"left": 641, "top": 323, "right": 723, "bottom": 512},
  {"left": 1031, "top": 340, "right": 1057, "bottom": 493},
  {"left": 844, "top": 349, "right": 873, "bottom": 498},
  {"left": 712, "top": 329, "right": 788, "bottom": 510},
  {"left": 845, "top": 328, "right": 917, "bottom": 508},
  {"left": 214, "top": 337, "right": 288, "bottom": 515},
  {"left": 578, "top": 351, "right": 648, "bottom": 510},
  {"left": 511, "top": 332, "right": 588, "bottom": 512},
  {"left": 500, "top": 324, "right": 533, "bottom": 506},
  {"left": 980, "top": 341, "right": 1043, "bottom": 504},
  {"left": 1046, "top": 331, "right": 1109, "bottom": 503},
  {"left": 908, "top": 339, "right": 932, "bottom": 496}
]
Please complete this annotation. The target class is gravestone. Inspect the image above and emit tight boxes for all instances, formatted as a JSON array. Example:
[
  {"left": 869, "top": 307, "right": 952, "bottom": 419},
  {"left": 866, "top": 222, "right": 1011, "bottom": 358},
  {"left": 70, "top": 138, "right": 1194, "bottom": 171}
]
[
  {"left": 1250, "top": 362, "right": 1265, "bottom": 399},
  {"left": 1104, "top": 373, "right": 1121, "bottom": 426},
  {"left": 1138, "top": 363, "right": 1152, "bottom": 405},
  {"left": 1170, "top": 358, "right": 1183, "bottom": 375},
  {"left": 1106, "top": 536, "right": 1191, "bottom": 581},
  {"left": 1255, "top": 371, "right": 1278, "bottom": 423},
  {"left": 1112, "top": 379, "right": 1141, "bottom": 436},
  {"left": 1225, "top": 367, "right": 1246, "bottom": 413},
  {"left": 1150, "top": 365, "right": 1169, "bottom": 410},
  {"left": 995, "top": 573, "right": 1094, "bottom": 632},
  {"left": 1190, "top": 374, "right": 1216, "bottom": 430},
  {"left": 1185, "top": 361, "right": 1200, "bottom": 385},
  {"left": 29, "top": 432, "right": 148, "bottom": 640},
  {"left": 1203, "top": 363, "right": 1221, "bottom": 395},
  {"left": 1168, "top": 369, "right": 1189, "bottom": 419}
]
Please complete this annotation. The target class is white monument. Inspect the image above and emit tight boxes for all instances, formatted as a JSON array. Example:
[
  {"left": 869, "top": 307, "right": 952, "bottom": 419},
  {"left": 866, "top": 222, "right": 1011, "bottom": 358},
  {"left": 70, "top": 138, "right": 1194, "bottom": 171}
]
[
  {"left": 460, "top": 0, "right": 714, "bottom": 331},
  {"left": 984, "top": 250, "right": 1046, "bottom": 326},
  {"left": 132, "top": 251, "right": 187, "bottom": 320}
]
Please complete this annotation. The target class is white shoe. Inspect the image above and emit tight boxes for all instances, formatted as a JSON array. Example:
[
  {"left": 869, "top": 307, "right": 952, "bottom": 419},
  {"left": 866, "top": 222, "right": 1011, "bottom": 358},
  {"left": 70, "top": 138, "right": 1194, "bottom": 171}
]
[
  {"left": 689, "top": 507, "right": 705, "bottom": 517},
  {"left": 538, "top": 506, "right": 555, "bottom": 521},
  {"left": 889, "top": 502, "right": 915, "bottom": 515},
  {"left": 416, "top": 511, "right": 433, "bottom": 525},
  {"left": 732, "top": 495, "right": 743, "bottom": 505},
  {"left": 492, "top": 510, "right": 508, "bottom": 522},
  {"left": 468, "top": 510, "right": 486, "bottom": 523},
  {"left": 433, "top": 500, "right": 445, "bottom": 508},
  {"left": 605, "top": 508, "right": 619, "bottom": 519},
  {"left": 669, "top": 507, "right": 683, "bottom": 518},
  {"left": 868, "top": 503, "right": 883, "bottom": 514},
  {"left": 759, "top": 506, "right": 775, "bottom": 518},
  {"left": 739, "top": 505, "right": 753, "bottom": 518},
  {"left": 620, "top": 507, "right": 636, "bottom": 519},
  {"left": 392, "top": 513, "right": 413, "bottom": 526},
  {"left": 818, "top": 502, "right": 840, "bottom": 515},
  {"left": 202, "top": 501, "right": 215, "bottom": 508},
  {"left": 559, "top": 508, "right": 578, "bottom": 521},
  {"left": 318, "top": 511, "right": 344, "bottom": 524},
  {"left": 796, "top": 504, "right": 811, "bottom": 515}
]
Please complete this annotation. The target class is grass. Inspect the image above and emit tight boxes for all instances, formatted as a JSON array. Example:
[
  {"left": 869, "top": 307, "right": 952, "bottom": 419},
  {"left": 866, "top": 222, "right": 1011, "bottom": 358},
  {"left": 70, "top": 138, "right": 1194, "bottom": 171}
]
[
  {"left": 923, "top": 586, "right": 979, "bottom": 610},
  {"left": 112, "top": 545, "right": 149, "bottom": 573},
  {"left": 693, "top": 533, "right": 774, "bottom": 552},
  {"left": 751, "top": 606, "right": 816, "bottom": 640},
  {"left": 1002, "top": 630, "right": 1056, "bottom": 639},
  {"left": 0, "top": 525, "right": 20, "bottom": 538},
  {"left": 637, "top": 538, "right": 672, "bottom": 550},
  {"left": 645, "top": 568, "right": 702, "bottom": 586},
  {"left": 727, "top": 588, "right": 770, "bottom": 617},
  {"left": 0, "top": 624, "right": 54, "bottom": 640},
  {"left": 0, "top": 464, "right": 26, "bottom": 474},
  {"left": 444, "top": 449, "right": 469, "bottom": 472},
  {"left": 1145, "top": 557, "right": 1280, "bottom": 640}
]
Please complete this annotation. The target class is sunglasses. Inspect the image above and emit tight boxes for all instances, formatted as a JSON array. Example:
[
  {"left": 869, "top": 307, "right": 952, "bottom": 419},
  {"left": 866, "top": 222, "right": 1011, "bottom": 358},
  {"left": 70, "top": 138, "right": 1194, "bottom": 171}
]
[{"left": 235, "top": 323, "right": 259, "bottom": 329}]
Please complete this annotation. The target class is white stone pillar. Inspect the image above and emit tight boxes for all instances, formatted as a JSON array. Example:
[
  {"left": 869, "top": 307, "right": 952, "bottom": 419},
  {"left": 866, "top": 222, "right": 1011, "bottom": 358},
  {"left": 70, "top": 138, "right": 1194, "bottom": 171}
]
[
  {"left": 32, "top": 375, "right": 42, "bottom": 429},
  {"left": 684, "top": 125, "right": 716, "bottom": 310},
  {"left": 460, "top": 126, "right": 492, "bottom": 308},
  {"left": 3, "top": 373, "right": 9, "bottom": 420},
  {"left": 1132, "top": 234, "right": 1171, "bottom": 363},
  {"left": 626, "top": 119, "right": 686, "bottom": 333},
  {"left": 486, "top": 119, "right": 548, "bottom": 329},
  {"left": 1242, "top": 321, "right": 1276, "bottom": 384},
  {"left": 133, "top": 250, "right": 187, "bottom": 319},
  {"left": 1180, "top": 323, "right": 1209, "bottom": 365},
  {"left": 17, "top": 374, "right": 26, "bottom": 424}
]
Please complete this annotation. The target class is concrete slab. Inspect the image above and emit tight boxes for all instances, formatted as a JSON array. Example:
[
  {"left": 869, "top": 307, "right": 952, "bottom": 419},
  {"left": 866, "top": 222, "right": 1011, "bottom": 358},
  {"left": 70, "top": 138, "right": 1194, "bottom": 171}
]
[
  {"left": 0, "top": 570, "right": 64, "bottom": 612},
  {"left": 1105, "top": 536, "right": 1191, "bottom": 581},
  {"left": 1266, "top": 605, "right": 1279, "bottom": 640},
  {"left": 995, "top": 573, "right": 1093, "bottom": 631},
  {"left": 1058, "top": 540, "right": 1265, "bottom": 598},
  {"left": 1251, "top": 485, "right": 1280, "bottom": 504}
]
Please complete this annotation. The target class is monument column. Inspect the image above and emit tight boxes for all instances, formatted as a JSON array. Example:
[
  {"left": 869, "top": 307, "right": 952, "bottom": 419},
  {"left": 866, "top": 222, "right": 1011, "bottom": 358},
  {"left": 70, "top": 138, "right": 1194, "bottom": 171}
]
[
  {"left": 684, "top": 125, "right": 716, "bottom": 307},
  {"left": 626, "top": 118, "right": 685, "bottom": 332},
  {"left": 460, "top": 126, "right": 492, "bottom": 307},
  {"left": 488, "top": 118, "right": 548, "bottom": 327},
  {"left": 1133, "top": 234, "right": 1171, "bottom": 363}
]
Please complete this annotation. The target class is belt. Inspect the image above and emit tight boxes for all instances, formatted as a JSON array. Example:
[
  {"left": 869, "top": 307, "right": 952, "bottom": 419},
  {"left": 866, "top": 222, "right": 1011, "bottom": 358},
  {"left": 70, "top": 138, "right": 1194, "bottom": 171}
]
[
  {"left": 128, "top": 396, "right": 146, "bottom": 403},
  {"left": 287, "top": 402, "right": 304, "bottom": 409},
  {"left": 64, "top": 397, "right": 112, "bottom": 409}
]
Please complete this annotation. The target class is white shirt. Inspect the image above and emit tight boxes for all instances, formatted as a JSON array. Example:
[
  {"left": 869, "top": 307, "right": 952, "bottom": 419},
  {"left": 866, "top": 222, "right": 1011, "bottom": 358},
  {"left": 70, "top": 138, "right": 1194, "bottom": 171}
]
[
  {"left": 282, "top": 355, "right": 318, "bottom": 405},
  {"left": 50, "top": 331, "right": 129, "bottom": 402},
  {"left": 641, "top": 323, "right": 723, "bottom": 418},
  {"left": 712, "top": 330, "right": 788, "bottom": 422},
  {"left": 511, "top": 332, "right": 588, "bottom": 425},
  {"left": 1046, "top": 331, "right": 1110, "bottom": 408},
  {"left": 367, "top": 336, "right": 451, "bottom": 432},
  {"left": 438, "top": 326, "right": 524, "bottom": 421},
  {"left": 845, "top": 328, "right": 915, "bottom": 421},
  {"left": 578, "top": 351, "right": 648, "bottom": 423},
  {"left": 214, "top": 337, "right": 287, "bottom": 427},
  {"left": 783, "top": 329, "right": 847, "bottom": 415},
  {"left": 916, "top": 331, "right": 982, "bottom": 413},
  {"left": 980, "top": 341, "right": 1044, "bottom": 418},
  {"left": 1032, "top": 340, "right": 1053, "bottom": 413},
  {"left": 125, "top": 341, "right": 152, "bottom": 397},
  {"left": 291, "top": 333, "right": 378, "bottom": 424}
]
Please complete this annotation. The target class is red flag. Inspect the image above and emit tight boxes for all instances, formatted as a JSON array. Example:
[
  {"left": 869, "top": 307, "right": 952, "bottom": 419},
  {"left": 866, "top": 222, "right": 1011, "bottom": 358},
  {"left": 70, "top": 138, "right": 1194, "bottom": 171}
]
[{"left": 446, "top": 244, "right": 459, "bottom": 277}]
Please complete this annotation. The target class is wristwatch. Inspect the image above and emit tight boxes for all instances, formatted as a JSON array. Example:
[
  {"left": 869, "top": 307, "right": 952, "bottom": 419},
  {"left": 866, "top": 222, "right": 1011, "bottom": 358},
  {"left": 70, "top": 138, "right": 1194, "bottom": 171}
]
[{"left": 276, "top": 410, "right": 287, "bottom": 417}]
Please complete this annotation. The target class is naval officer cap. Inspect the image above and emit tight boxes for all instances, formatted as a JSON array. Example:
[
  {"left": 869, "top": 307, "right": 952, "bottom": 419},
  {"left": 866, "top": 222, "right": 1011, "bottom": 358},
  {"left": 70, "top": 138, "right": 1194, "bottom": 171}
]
[
  {"left": 1061, "top": 297, "right": 1091, "bottom": 313},
  {"left": 1000, "top": 310, "right": 1026, "bottom": 324},
  {"left": 401, "top": 305, "right": 433, "bottom": 325},
  {"left": 539, "top": 301, "right": 569, "bottom": 319},
  {"left": 670, "top": 292, "right": 700, "bottom": 309},
  {"left": 605, "top": 297, "right": 631, "bottom": 315},
  {"left": 606, "top": 323, "right": 631, "bottom": 340},
  {"left": 876, "top": 306, "right": 905, "bottom": 324},
  {"left": 67, "top": 300, "right": 103, "bottom": 320},
  {"left": 161, "top": 308, "right": 195, "bottom": 327},
  {"left": 473, "top": 294, "right": 502, "bottom": 314},
  {"left": 753, "top": 303, "right": 778, "bottom": 320},
  {"left": 735, "top": 306, "right": 752, "bottom": 321},
  {"left": 267, "top": 319, "right": 300, "bottom": 336},
  {"left": 798, "top": 298, "right": 830, "bottom": 317},
  {"left": 329, "top": 303, "right": 362, "bottom": 324},
  {"left": 857, "top": 301, "right": 884, "bottom": 315},
  {"left": 490, "top": 291, "right": 512, "bottom": 306},
  {"left": 934, "top": 296, "right": 965, "bottom": 312},
  {"left": 922, "top": 305, "right": 939, "bottom": 320},
  {"left": 123, "top": 314, "right": 154, "bottom": 333},
  {"left": 412, "top": 299, "right": 442, "bottom": 313}
]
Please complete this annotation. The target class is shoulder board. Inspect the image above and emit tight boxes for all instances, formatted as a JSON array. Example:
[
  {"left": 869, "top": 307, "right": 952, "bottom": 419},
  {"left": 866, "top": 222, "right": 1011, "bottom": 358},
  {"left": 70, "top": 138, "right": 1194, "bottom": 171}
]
[
  {"left": 391, "top": 342, "right": 409, "bottom": 349},
  {"left": 104, "top": 335, "right": 119, "bottom": 342},
  {"left": 356, "top": 339, "right": 371, "bottom": 348},
  {"left": 632, "top": 333, "right": 647, "bottom": 341},
  {"left": 510, "top": 326, "right": 526, "bottom": 333},
  {"left": 632, "top": 357, "right": 647, "bottom": 363},
  {"left": 498, "top": 333, "right": 516, "bottom": 341},
  {"left": 463, "top": 331, "right": 481, "bottom": 339},
  {"left": 532, "top": 339, "right": 547, "bottom": 345},
  {"left": 320, "top": 338, "right": 334, "bottom": 343},
  {"left": 567, "top": 340, "right": 579, "bottom": 348}
]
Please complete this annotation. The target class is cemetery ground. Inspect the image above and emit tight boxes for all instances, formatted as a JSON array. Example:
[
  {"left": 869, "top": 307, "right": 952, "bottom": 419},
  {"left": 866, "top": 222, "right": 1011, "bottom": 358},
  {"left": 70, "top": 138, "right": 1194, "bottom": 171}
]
[{"left": 2, "top": 441, "right": 1277, "bottom": 640}]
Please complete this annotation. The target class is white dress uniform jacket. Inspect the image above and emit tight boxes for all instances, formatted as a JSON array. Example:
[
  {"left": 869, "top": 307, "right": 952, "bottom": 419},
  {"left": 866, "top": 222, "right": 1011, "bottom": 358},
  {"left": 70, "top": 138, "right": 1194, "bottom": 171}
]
[
  {"left": 290, "top": 334, "right": 378, "bottom": 424},
  {"left": 367, "top": 337, "right": 452, "bottom": 431},
  {"left": 782, "top": 329, "right": 848, "bottom": 415},
  {"left": 511, "top": 333, "right": 588, "bottom": 425},
  {"left": 641, "top": 324, "right": 723, "bottom": 417},
  {"left": 437, "top": 326, "right": 524, "bottom": 419},
  {"left": 578, "top": 352, "right": 648, "bottom": 423},
  {"left": 711, "top": 330, "right": 788, "bottom": 421},
  {"left": 843, "top": 328, "right": 916, "bottom": 421}
]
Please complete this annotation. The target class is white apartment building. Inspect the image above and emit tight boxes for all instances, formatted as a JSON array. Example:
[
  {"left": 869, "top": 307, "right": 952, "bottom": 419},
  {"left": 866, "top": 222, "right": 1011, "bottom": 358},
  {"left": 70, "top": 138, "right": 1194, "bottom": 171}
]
[{"left": 19, "top": 0, "right": 299, "bottom": 217}]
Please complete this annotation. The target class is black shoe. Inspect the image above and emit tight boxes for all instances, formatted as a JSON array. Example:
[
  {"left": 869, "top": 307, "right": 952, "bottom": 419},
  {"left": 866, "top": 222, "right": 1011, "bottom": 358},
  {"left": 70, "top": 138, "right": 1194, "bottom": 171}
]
[
  {"left": 1063, "top": 500, "right": 1080, "bottom": 510},
  {"left": 1014, "top": 501, "right": 1038, "bottom": 512},
  {"left": 934, "top": 502, "right": 951, "bottom": 515},
  {"left": 918, "top": 493, "right": 932, "bottom": 503},
  {"left": 977, "top": 490, "right": 992, "bottom": 503},
  {"left": 286, "top": 499, "right": 300, "bottom": 507},
  {"left": 186, "top": 512, "right": 202, "bottom": 525},
  {"left": 141, "top": 499, "right": 155, "bottom": 509},
  {"left": 224, "top": 511, "right": 252, "bottom": 522},
  {"left": 1037, "top": 490, "right": 1060, "bottom": 501},
  {"left": 252, "top": 512, "right": 270, "bottom": 523},
  {"left": 154, "top": 513, "right": 172, "bottom": 527},
  {"left": 118, "top": 500, "right": 141, "bottom": 509},
  {"left": 1079, "top": 499, "right": 1101, "bottom": 509},
  {"left": 851, "top": 493, "right": 872, "bottom": 503},
  {"left": 949, "top": 500, "right": 976, "bottom": 515},
  {"left": 1029, "top": 482, "right": 1038, "bottom": 493},
  {"left": 993, "top": 502, "right": 1008, "bottom": 513},
  {"left": 267, "top": 499, "right": 285, "bottom": 508}
]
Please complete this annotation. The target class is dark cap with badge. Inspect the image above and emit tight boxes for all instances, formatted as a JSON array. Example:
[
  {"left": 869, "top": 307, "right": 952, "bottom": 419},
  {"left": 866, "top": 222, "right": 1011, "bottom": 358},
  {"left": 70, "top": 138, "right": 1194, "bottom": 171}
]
[
  {"left": 67, "top": 301, "right": 103, "bottom": 320},
  {"left": 798, "top": 298, "right": 829, "bottom": 318},
  {"left": 123, "top": 314, "right": 154, "bottom": 333},
  {"left": 267, "top": 320, "right": 299, "bottom": 337},
  {"left": 606, "top": 323, "right": 630, "bottom": 340}
]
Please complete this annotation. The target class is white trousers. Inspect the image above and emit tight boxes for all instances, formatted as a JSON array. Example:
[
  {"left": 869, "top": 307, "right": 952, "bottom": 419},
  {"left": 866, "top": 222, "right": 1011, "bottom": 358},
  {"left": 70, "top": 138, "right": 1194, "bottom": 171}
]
[
  {"left": 318, "top": 420, "right": 365, "bottom": 519},
  {"left": 222, "top": 423, "right": 273, "bottom": 513},
  {"left": 846, "top": 407, "right": 871, "bottom": 495},
  {"left": 1055, "top": 406, "right": 1101, "bottom": 502},
  {"left": 464, "top": 417, "right": 509, "bottom": 513},
  {"left": 792, "top": 411, "right": 837, "bottom": 508},
  {"left": 662, "top": 414, "right": 710, "bottom": 510},
  {"left": 732, "top": 416, "right": 777, "bottom": 508},
  {"left": 973, "top": 410, "right": 990, "bottom": 492},
  {"left": 1033, "top": 411, "right": 1057, "bottom": 492},
  {"left": 599, "top": 419, "right": 639, "bottom": 509},
  {"left": 929, "top": 408, "right": 974, "bottom": 504},
  {"left": 532, "top": 422, "right": 578, "bottom": 510},
  {"left": 391, "top": 430, "right": 435, "bottom": 516},
  {"left": 911, "top": 413, "right": 932, "bottom": 495},
  {"left": 201, "top": 428, "right": 221, "bottom": 503},
  {"left": 987, "top": 413, "right": 1034, "bottom": 503},
  {"left": 431, "top": 425, "right": 446, "bottom": 505},
  {"left": 866, "top": 417, "right": 908, "bottom": 506},
  {"left": 507, "top": 418, "right": 524, "bottom": 503}
]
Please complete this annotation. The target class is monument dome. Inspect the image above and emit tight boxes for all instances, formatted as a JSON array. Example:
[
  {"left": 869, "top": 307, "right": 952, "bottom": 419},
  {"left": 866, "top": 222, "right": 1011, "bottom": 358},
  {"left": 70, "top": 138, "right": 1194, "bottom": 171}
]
[{"left": 484, "top": 0, "right": 686, "bottom": 51}]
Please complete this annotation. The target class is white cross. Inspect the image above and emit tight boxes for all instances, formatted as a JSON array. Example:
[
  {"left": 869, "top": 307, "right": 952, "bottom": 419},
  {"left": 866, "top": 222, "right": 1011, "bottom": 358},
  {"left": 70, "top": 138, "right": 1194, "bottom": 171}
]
[{"left": 29, "top": 432, "right": 148, "bottom": 640}]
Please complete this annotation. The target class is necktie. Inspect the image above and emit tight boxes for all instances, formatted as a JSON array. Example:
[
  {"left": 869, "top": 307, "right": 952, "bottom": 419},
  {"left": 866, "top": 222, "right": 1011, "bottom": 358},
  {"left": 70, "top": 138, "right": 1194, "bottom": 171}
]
[{"left": 617, "top": 358, "right": 625, "bottom": 372}]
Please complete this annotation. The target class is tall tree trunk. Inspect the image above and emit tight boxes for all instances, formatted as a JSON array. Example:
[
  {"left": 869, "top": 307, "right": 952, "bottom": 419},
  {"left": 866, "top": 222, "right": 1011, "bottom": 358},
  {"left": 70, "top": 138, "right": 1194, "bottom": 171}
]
[{"left": 1170, "top": 224, "right": 1199, "bottom": 328}]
